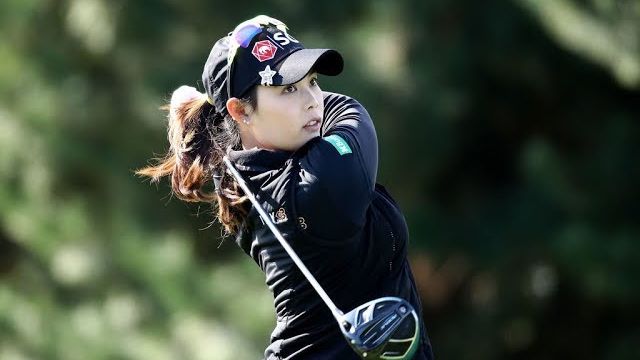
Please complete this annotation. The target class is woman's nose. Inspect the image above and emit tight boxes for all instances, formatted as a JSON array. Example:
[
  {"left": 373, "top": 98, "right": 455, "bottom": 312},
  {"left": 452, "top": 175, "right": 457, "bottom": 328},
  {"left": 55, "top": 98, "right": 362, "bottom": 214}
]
[{"left": 304, "top": 87, "right": 321, "bottom": 110}]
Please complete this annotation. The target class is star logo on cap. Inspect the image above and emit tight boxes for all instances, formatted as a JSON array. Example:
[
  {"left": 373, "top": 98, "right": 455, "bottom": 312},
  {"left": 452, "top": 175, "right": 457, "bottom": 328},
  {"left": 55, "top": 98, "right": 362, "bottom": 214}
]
[{"left": 259, "top": 65, "right": 277, "bottom": 86}]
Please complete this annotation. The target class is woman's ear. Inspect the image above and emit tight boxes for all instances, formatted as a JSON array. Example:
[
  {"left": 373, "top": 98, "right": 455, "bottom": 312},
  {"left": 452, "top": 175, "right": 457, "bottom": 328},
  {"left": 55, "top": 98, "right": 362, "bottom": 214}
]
[{"left": 226, "top": 98, "right": 251, "bottom": 124}]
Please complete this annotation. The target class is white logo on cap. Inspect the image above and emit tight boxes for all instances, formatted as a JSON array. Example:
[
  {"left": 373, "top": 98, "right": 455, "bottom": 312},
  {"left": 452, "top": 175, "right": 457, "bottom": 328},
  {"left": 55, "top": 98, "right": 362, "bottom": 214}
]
[
  {"left": 273, "top": 31, "right": 299, "bottom": 46},
  {"left": 259, "top": 65, "right": 277, "bottom": 86}
]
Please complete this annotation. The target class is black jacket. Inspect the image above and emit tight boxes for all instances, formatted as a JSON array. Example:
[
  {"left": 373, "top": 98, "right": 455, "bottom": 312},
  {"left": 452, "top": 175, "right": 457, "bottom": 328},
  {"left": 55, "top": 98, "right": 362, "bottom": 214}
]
[{"left": 230, "top": 92, "right": 434, "bottom": 360}]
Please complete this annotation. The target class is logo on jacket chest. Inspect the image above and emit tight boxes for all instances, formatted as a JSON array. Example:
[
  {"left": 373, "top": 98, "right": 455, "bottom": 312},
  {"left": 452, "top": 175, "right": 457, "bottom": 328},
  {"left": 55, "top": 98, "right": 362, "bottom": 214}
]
[{"left": 270, "top": 207, "right": 288, "bottom": 224}]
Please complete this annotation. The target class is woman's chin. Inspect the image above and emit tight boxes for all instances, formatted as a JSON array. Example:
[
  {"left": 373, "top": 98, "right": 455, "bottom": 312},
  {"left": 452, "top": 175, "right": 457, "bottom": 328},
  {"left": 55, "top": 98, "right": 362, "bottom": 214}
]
[
  {"left": 305, "top": 131, "right": 321, "bottom": 142},
  {"left": 289, "top": 133, "right": 319, "bottom": 151}
]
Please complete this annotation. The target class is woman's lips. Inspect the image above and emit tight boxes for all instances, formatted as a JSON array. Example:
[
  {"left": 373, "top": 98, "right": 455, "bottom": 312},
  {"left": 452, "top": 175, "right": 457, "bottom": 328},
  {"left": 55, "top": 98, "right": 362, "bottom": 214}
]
[{"left": 303, "top": 118, "right": 321, "bottom": 131}]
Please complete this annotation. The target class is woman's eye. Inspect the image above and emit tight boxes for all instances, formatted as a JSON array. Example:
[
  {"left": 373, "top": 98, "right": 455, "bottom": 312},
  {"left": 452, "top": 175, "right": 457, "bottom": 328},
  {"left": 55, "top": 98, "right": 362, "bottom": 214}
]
[
  {"left": 310, "top": 77, "right": 319, "bottom": 86},
  {"left": 284, "top": 85, "right": 296, "bottom": 93}
]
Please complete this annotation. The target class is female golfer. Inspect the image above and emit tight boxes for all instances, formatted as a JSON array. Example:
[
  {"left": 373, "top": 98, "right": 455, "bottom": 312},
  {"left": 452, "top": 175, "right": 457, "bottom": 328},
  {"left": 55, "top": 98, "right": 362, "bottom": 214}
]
[{"left": 138, "top": 15, "right": 434, "bottom": 359}]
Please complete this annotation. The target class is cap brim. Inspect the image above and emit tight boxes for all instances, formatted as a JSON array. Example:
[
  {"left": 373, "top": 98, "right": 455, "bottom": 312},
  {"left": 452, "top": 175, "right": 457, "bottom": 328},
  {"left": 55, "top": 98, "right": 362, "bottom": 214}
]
[{"left": 274, "top": 48, "right": 344, "bottom": 85}]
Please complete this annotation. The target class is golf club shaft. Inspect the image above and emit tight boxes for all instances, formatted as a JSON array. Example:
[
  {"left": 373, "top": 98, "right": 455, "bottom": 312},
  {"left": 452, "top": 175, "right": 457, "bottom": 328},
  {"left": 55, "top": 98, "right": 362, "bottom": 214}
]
[{"left": 223, "top": 156, "right": 345, "bottom": 322}]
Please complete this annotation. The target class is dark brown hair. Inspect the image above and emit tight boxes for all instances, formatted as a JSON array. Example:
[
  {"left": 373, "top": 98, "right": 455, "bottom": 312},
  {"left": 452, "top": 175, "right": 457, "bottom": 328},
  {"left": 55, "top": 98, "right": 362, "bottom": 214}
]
[{"left": 136, "top": 86, "right": 257, "bottom": 235}]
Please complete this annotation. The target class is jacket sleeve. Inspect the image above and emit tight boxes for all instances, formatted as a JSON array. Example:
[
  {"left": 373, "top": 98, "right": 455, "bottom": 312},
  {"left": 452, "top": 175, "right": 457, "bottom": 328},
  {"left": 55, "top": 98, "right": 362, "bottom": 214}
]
[{"left": 294, "top": 92, "right": 378, "bottom": 241}]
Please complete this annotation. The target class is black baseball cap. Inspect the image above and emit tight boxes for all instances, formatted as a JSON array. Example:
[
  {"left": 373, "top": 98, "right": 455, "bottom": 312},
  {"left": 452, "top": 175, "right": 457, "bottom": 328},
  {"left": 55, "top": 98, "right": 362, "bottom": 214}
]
[{"left": 202, "top": 15, "right": 344, "bottom": 114}]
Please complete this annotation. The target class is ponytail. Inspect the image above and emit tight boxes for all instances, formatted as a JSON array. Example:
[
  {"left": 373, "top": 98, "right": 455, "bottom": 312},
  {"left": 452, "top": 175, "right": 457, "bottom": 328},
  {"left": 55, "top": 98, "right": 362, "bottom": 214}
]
[{"left": 136, "top": 85, "right": 251, "bottom": 236}]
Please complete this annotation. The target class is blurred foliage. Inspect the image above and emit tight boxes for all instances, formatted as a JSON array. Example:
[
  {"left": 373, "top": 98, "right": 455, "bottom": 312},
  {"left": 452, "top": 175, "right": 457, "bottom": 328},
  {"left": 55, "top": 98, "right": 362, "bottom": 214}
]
[{"left": 1, "top": 0, "right": 639, "bottom": 359}]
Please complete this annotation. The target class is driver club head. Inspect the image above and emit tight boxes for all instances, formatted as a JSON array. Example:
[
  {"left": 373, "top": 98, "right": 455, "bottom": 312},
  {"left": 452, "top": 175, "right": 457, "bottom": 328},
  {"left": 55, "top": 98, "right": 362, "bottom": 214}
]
[{"left": 339, "top": 297, "right": 420, "bottom": 359}]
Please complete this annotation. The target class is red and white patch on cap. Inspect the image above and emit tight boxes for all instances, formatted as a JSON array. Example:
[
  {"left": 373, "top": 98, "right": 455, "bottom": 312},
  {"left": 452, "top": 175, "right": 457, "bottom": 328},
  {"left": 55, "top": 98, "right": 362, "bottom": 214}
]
[{"left": 252, "top": 40, "right": 278, "bottom": 62}]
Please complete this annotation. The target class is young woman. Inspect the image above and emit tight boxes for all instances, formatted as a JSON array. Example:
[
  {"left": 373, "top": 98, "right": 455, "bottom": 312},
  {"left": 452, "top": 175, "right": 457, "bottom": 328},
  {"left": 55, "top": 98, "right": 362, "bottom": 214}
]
[{"left": 138, "top": 15, "right": 434, "bottom": 360}]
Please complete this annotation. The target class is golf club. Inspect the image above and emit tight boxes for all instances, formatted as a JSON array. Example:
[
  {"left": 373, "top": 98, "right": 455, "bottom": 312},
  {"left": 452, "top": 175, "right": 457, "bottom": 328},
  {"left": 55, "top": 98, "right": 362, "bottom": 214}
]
[{"left": 223, "top": 156, "right": 420, "bottom": 359}]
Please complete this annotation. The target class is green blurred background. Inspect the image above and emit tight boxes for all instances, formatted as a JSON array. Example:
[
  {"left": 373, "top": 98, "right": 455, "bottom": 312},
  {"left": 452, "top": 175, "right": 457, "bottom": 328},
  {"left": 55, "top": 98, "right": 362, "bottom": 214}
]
[{"left": 1, "top": 0, "right": 639, "bottom": 359}]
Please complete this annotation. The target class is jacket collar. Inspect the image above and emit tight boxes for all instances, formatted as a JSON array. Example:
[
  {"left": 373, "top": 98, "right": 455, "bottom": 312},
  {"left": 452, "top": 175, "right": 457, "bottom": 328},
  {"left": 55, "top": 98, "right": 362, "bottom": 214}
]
[{"left": 227, "top": 147, "right": 293, "bottom": 173}]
